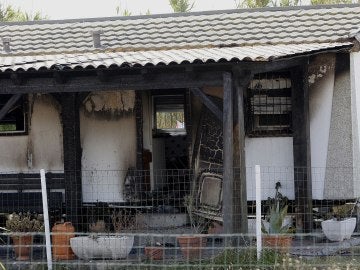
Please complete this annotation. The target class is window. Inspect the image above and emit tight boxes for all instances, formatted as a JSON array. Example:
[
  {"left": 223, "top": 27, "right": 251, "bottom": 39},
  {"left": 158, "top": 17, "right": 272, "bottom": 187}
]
[
  {"left": 153, "top": 94, "right": 185, "bottom": 135},
  {"left": 246, "top": 72, "right": 292, "bottom": 136},
  {"left": 0, "top": 94, "right": 27, "bottom": 135}
]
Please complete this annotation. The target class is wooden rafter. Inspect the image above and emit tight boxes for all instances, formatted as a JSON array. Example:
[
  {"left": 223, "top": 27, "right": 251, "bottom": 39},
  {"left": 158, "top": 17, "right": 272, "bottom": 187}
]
[
  {"left": 0, "top": 94, "right": 22, "bottom": 122},
  {"left": 190, "top": 87, "right": 222, "bottom": 122}
]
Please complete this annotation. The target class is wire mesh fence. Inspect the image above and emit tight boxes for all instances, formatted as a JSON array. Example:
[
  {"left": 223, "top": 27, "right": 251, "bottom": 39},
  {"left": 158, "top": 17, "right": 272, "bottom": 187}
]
[
  {"left": 0, "top": 167, "right": 358, "bottom": 269},
  {"left": 1, "top": 232, "right": 360, "bottom": 269}
]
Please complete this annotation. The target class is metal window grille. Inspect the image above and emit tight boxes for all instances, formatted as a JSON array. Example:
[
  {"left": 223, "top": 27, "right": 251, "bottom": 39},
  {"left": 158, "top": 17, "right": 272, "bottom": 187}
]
[{"left": 247, "top": 72, "right": 292, "bottom": 137}]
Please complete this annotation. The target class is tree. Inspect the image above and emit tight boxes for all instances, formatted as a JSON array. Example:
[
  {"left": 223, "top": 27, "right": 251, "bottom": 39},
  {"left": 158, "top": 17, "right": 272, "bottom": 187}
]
[
  {"left": 169, "top": 0, "right": 195, "bottom": 12},
  {"left": 0, "top": 4, "right": 46, "bottom": 22},
  {"left": 116, "top": 5, "right": 132, "bottom": 16},
  {"left": 235, "top": 0, "right": 357, "bottom": 8},
  {"left": 279, "top": 0, "right": 300, "bottom": 6},
  {"left": 20, "top": 11, "right": 47, "bottom": 21},
  {"left": 310, "top": 0, "right": 352, "bottom": 4},
  {"left": 235, "top": 0, "right": 271, "bottom": 8},
  {"left": 139, "top": 9, "right": 151, "bottom": 15}
]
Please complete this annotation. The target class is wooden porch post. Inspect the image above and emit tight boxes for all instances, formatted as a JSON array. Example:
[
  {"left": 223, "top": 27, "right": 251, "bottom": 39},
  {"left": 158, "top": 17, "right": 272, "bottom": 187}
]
[
  {"left": 233, "top": 70, "right": 252, "bottom": 233},
  {"left": 223, "top": 72, "right": 234, "bottom": 234},
  {"left": 61, "top": 93, "right": 82, "bottom": 230},
  {"left": 135, "top": 91, "right": 143, "bottom": 171},
  {"left": 291, "top": 66, "right": 313, "bottom": 233}
]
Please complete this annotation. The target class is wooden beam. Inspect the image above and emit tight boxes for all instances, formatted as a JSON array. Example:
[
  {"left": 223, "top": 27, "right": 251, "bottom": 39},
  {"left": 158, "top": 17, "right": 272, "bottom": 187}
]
[
  {"left": 96, "top": 70, "right": 109, "bottom": 82},
  {"left": 10, "top": 73, "right": 24, "bottom": 85},
  {"left": 0, "top": 71, "right": 223, "bottom": 94},
  {"left": 222, "top": 72, "right": 234, "bottom": 234},
  {"left": 185, "top": 66, "right": 200, "bottom": 80},
  {"left": 0, "top": 58, "right": 309, "bottom": 95},
  {"left": 53, "top": 72, "right": 67, "bottom": 84},
  {"left": 77, "top": 92, "right": 90, "bottom": 107},
  {"left": 234, "top": 58, "right": 307, "bottom": 74},
  {"left": 233, "top": 70, "right": 253, "bottom": 234},
  {"left": 140, "top": 69, "right": 156, "bottom": 81},
  {"left": 61, "top": 93, "right": 82, "bottom": 230},
  {"left": 291, "top": 66, "right": 313, "bottom": 233},
  {"left": 190, "top": 87, "right": 222, "bottom": 121},
  {"left": 0, "top": 94, "right": 22, "bottom": 121},
  {"left": 135, "top": 91, "right": 143, "bottom": 171}
]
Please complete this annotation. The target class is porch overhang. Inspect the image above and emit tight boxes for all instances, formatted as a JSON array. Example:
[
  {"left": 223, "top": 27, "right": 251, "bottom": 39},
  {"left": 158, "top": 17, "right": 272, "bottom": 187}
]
[
  {"left": 0, "top": 42, "right": 352, "bottom": 95},
  {"left": 0, "top": 42, "right": 352, "bottom": 72}
]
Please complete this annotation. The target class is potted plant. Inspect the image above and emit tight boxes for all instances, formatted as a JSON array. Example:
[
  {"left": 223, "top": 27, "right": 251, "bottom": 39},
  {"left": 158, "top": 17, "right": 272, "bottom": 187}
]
[
  {"left": 262, "top": 182, "right": 294, "bottom": 253},
  {"left": 144, "top": 241, "right": 164, "bottom": 261},
  {"left": 177, "top": 194, "right": 210, "bottom": 260},
  {"left": 70, "top": 209, "right": 135, "bottom": 260},
  {"left": 87, "top": 202, "right": 110, "bottom": 233},
  {"left": 321, "top": 201, "right": 358, "bottom": 242},
  {"left": 6, "top": 212, "right": 44, "bottom": 261}
]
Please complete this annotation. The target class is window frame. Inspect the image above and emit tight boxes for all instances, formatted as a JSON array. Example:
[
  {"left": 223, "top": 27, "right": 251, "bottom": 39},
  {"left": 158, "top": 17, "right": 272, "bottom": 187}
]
[
  {"left": 152, "top": 94, "right": 186, "bottom": 136},
  {"left": 0, "top": 94, "right": 28, "bottom": 136},
  {"left": 246, "top": 72, "right": 293, "bottom": 137}
]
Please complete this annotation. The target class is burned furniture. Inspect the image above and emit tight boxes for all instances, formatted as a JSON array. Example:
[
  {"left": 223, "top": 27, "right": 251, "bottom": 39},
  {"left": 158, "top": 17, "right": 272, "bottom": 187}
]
[{"left": 193, "top": 172, "right": 223, "bottom": 222}]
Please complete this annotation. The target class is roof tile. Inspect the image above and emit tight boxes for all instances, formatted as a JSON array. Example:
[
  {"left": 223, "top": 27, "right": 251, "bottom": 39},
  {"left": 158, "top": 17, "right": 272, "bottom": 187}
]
[{"left": 0, "top": 5, "right": 358, "bottom": 55}]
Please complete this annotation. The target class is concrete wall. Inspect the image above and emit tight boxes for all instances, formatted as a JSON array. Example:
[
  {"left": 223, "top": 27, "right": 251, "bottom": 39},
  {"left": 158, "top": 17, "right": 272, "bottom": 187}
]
[
  {"left": 351, "top": 52, "right": 360, "bottom": 197},
  {"left": 0, "top": 94, "right": 63, "bottom": 172},
  {"left": 81, "top": 91, "right": 137, "bottom": 203},
  {"left": 308, "top": 53, "right": 360, "bottom": 200},
  {"left": 324, "top": 54, "right": 354, "bottom": 199}
]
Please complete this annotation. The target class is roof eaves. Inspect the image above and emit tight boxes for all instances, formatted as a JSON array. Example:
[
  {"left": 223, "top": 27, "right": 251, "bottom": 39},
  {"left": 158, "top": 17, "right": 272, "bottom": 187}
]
[{"left": 349, "top": 28, "right": 360, "bottom": 42}]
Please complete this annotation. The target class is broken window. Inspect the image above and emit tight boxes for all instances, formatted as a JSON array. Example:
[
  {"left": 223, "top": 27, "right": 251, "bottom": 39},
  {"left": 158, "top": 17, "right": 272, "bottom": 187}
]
[
  {"left": 153, "top": 94, "right": 185, "bottom": 135},
  {"left": 0, "top": 94, "right": 27, "bottom": 135},
  {"left": 246, "top": 72, "right": 292, "bottom": 136}
]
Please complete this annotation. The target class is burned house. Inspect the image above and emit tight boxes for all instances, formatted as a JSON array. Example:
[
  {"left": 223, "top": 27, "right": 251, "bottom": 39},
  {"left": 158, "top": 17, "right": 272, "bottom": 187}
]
[{"left": 0, "top": 4, "right": 359, "bottom": 233}]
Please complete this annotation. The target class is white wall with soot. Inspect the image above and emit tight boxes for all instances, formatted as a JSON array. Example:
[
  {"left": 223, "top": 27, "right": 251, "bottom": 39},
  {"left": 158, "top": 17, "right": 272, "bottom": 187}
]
[
  {"left": 245, "top": 54, "right": 338, "bottom": 201},
  {"left": 308, "top": 54, "right": 335, "bottom": 200},
  {"left": 0, "top": 94, "right": 63, "bottom": 173},
  {"left": 245, "top": 137, "right": 295, "bottom": 200},
  {"left": 80, "top": 91, "right": 137, "bottom": 203}
]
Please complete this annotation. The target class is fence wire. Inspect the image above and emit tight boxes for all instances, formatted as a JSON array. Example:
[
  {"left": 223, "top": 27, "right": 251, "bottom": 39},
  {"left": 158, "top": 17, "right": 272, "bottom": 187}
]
[{"left": 0, "top": 167, "right": 358, "bottom": 269}]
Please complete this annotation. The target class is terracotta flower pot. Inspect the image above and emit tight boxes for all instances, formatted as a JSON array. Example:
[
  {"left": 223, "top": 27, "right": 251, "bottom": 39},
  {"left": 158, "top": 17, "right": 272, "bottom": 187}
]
[
  {"left": 144, "top": 246, "right": 164, "bottom": 260},
  {"left": 11, "top": 235, "right": 33, "bottom": 261},
  {"left": 177, "top": 236, "right": 206, "bottom": 260},
  {"left": 262, "top": 234, "right": 292, "bottom": 253},
  {"left": 52, "top": 222, "right": 76, "bottom": 260}
]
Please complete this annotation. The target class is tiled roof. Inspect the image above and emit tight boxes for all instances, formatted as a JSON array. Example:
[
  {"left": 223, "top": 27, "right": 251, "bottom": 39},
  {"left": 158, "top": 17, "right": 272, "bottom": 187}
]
[
  {"left": 0, "top": 42, "right": 352, "bottom": 72},
  {"left": 0, "top": 5, "right": 358, "bottom": 71}
]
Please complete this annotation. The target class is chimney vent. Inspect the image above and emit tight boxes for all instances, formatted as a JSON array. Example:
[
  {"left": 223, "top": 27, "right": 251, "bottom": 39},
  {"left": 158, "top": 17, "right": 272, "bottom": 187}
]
[
  {"left": 91, "top": 30, "right": 103, "bottom": 48},
  {"left": 2, "top": 37, "right": 11, "bottom": 53}
]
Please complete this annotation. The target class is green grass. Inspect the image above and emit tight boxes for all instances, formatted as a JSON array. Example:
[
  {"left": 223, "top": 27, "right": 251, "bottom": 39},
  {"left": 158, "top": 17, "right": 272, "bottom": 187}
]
[{"left": 9, "top": 246, "right": 360, "bottom": 270}]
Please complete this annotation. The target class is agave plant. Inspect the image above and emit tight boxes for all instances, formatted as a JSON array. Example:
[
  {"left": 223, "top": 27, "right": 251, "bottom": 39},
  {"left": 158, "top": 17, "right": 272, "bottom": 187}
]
[
  {"left": 262, "top": 182, "right": 292, "bottom": 234},
  {"left": 262, "top": 201, "right": 291, "bottom": 234}
]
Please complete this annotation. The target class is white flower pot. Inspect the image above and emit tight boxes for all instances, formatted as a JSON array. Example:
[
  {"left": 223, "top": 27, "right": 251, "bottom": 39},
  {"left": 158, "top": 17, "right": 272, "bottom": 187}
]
[
  {"left": 321, "top": 218, "right": 356, "bottom": 242},
  {"left": 70, "top": 235, "right": 134, "bottom": 260}
]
